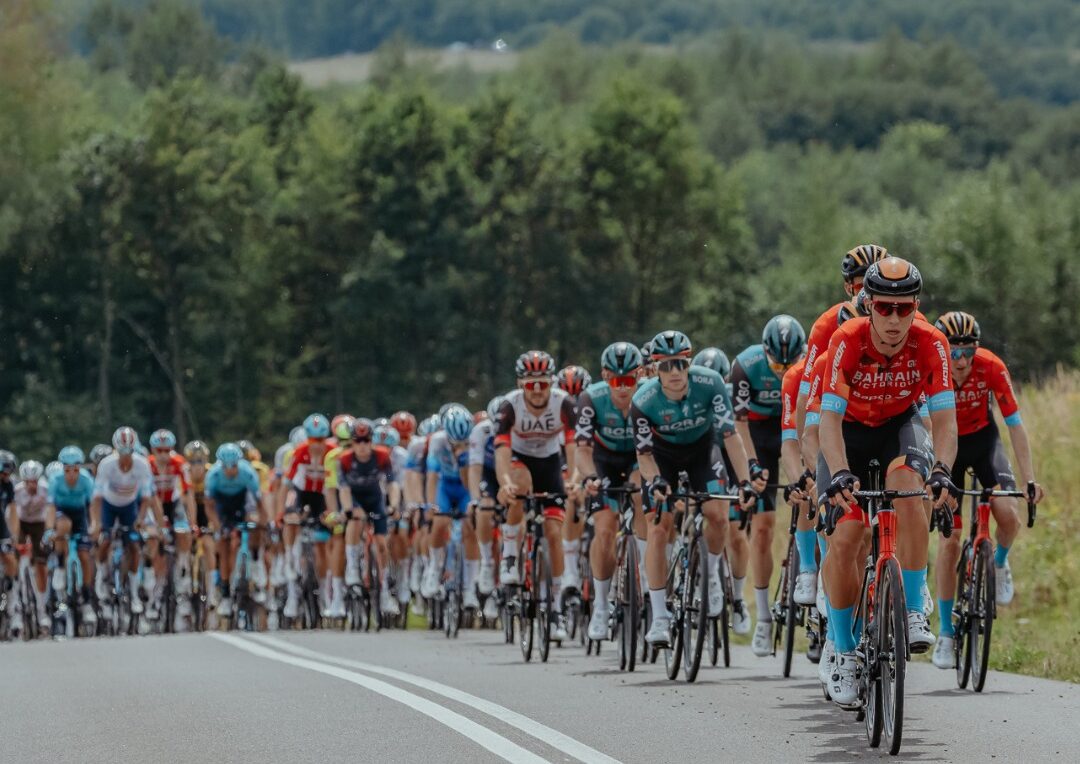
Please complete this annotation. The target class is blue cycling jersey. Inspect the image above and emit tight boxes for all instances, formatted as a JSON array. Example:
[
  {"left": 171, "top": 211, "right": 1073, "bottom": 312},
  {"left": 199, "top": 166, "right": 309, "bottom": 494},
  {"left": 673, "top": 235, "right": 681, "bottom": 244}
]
[
  {"left": 731, "top": 344, "right": 783, "bottom": 419},
  {"left": 205, "top": 460, "right": 261, "bottom": 499},
  {"left": 426, "top": 431, "right": 468, "bottom": 482},
  {"left": 47, "top": 469, "right": 95, "bottom": 510}
]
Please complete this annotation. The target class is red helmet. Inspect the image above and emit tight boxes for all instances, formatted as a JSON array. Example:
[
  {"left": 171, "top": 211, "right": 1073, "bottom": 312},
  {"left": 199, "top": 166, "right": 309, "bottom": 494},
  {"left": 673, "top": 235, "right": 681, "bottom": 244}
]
[
  {"left": 556, "top": 365, "right": 592, "bottom": 396},
  {"left": 389, "top": 411, "right": 416, "bottom": 442}
]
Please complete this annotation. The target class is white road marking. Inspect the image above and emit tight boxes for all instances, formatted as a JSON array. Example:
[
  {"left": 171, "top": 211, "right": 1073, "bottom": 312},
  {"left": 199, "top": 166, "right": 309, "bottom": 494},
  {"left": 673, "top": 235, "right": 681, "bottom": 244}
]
[
  {"left": 209, "top": 633, "right": 549, "bottom": 764},
  {"left": 246, "top": 633, "right": 622, "bottom": 764}
]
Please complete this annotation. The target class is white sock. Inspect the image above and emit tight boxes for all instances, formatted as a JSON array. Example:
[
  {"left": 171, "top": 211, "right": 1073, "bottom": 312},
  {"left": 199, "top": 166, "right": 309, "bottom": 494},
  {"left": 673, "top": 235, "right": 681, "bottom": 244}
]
[
  {"left": 563, "top": 540, "right": 578, "bottom": 576},
  {"left": 755, "top": 586, "right": 772, "bottom": 622},
  {"left": 708, "top": 552, "right": 721, "bottom": 578},
  {"left": 332, "top": 576, "right": 344, "bottom": 600},
  {"left": 649, "top": 588, "right": 669, "bottom": 617},
  {"left": 733, "top": 575, "right": 746, "bottom": 601},
  {"left": 346, "top": 544, "right": 361, "bottom": 572},
  {"left": 177, "top": 552, "right": 191, "bottom": 576},
  {"left": 594, "top": 577, "right": 611, "bottom": 607},
  {"left": 635, "top": 536, "right": 648, "bottom": 561},
  {"left": 479, "top": 543, "right": 493, "bottom": 564},
  {"left": 465, "top": 559, "right": 479, "bottom": 591},
  {"left": 552, "top": 576, "right": 562, "bottom": 599},
  {"left": 665, "top": 542, "right": 673, "bottom": 563},
  {"left": 500, "top": 523, "right": 520, "bottom": 558},
  {"left": 128, "top": 572, "right": 140, "bottom": 594}
]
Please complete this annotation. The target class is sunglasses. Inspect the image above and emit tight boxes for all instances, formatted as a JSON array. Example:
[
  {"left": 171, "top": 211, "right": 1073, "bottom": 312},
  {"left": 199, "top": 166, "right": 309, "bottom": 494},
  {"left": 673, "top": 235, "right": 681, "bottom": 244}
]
[
  {"left": 950, "top": 347, "right": 976, "bottom": 361},
  {"left": 872, "top": 301, "right": 917, "bottom": 318},
  {"left": 352, "top": 437, "right": 372, "bottom": 444},
  {"left": 608, "top": 374, "right": 638, "bottom": 389},
  {"left": 522, "top": 379, "right": 551, "bottom": 392},
  {"left": 189, "top": 459, "right": 206, "bottom": 467},
  {"left": 656, "top": 358, "right": 690, "bottom": 373},
  {"left": 154, "top": 447, "right": 171, "bottom": 454}
]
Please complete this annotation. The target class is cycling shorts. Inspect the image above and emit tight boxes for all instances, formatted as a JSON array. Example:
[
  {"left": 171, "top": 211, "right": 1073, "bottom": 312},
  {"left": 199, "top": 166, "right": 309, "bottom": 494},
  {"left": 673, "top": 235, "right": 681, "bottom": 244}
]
[
  {"left": 0, "top": 512, "right": 9, "bottom": 543},
  {"left": 748, "top": 417, "right": 781, "bottom": 513},
  {"left": 815, "top": 405, "right": 932, "bottom": 528},
  {"left": 212, "top": 492, "right": 251, "bottom": 528},
  {"left": 435, "top": 478, "right": 471, "bottom": 519},
  {"left": 194, "top": 493, "right": 210, "bottom": 529},
  {"left": 349, "top": 487, "right": 388, "bottom": 536},
  {"left": 593, "top": 446, "right": 638, "bottom": 513},
  {"left": 511, "top": 451, "right": 566, "bottom": 520},
  {"left": 56, "top": 505, "right": 92, "bottom": 548},
  {"left": 950, "top": 421, "right": 1016, "bottom": 529},
  {"left": 287, "top": 489, "right": 326, "bottom": 519},
  {"left": 648, "top": 431, "right": 724, "bottom": 513},
  {"left": 102, "top": 499, "right": 139, "bottom": 533},
  {"left": 478, "top": 465, "right": 499, "bottom": 500},
  {"left": 716, "top": 444, "right": 743, "bottom": 522},
  {"left": 19, "top": 520, "right": 47, "bottom": 563}
]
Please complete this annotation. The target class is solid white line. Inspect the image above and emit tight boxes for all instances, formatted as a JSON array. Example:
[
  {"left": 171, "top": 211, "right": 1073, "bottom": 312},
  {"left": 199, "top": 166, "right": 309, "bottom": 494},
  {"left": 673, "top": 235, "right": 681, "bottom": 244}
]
[
  {"left": 245, "top": 633, "right": 622, "bottom": 764},
  {"left": 209, "top": 633, "right": 548, "bottom": 764}
]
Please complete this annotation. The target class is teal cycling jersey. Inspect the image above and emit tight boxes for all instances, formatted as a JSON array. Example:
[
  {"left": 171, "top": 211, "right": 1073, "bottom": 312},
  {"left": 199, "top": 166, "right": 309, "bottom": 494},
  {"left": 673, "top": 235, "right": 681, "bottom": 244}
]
[
  {"left": 47, "top": 469, "right": 95, "bottom": 510},
  {"left": 731, "top": 344, "right": 783, "bottom": 420},
  {"left": 205, "top": 460, "right": 261, "bottom": 499},
  {"left": 575, "top": 381, "right": 635, "bottom": 453},
  {"left": 630, "top": 366, "right": 736, "bottom": 452}
]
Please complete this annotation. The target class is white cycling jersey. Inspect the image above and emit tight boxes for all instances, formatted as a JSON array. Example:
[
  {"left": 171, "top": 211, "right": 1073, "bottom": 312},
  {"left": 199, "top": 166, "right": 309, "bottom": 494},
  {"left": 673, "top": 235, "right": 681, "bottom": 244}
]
[
  {"left": 13, "top": 480, "right": 49, "bottom": 522},
  {"left": 93, "top": 453, "right": 154, "bottom": 507},
  {"left": 495, "top": 388, "right": 574, "bottom": 459}
]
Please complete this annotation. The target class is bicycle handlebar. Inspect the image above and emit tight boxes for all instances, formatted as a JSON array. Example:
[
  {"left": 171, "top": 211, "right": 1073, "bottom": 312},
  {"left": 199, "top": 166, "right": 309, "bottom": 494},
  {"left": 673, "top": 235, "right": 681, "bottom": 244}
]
[{"left": 961, "top": 482, "right": 1038, "bottom": 528}]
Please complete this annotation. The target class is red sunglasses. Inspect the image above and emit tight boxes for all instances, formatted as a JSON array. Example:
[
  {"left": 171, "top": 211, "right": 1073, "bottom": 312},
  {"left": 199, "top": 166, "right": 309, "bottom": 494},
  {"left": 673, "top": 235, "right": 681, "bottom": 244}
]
[
  {"left": 522, "top": 379, "right": 551, "bottom": 392},
  {"left": 608, "top": 374, "right": 638, "bottom": 389},
  {"left": 872, "top": 301, "right": 917, "bottom": 318}
]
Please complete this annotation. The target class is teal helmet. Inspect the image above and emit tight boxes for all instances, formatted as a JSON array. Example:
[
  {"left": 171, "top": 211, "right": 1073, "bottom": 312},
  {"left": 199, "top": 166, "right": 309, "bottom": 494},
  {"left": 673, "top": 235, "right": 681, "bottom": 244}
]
[
  {"left": 692, "top": 347, "right": 731, "bottom": 378},
  {"left": 762, "top": 315, "right": 806, "bottom": 366},
  {"left": 650, "top": 330, "right": 692, "bottom": 359},
  {"left": 216, "top": 442, "right": 243, "bottom": 467},
  {"left": 58, "top": 446, "right": 85, "bottom": 466},
  {"left": 600, "top": 342, "right": 643, "bottom": 376},
  {"left": 417, "top": 415, "right": 440, "bottom": 437}
]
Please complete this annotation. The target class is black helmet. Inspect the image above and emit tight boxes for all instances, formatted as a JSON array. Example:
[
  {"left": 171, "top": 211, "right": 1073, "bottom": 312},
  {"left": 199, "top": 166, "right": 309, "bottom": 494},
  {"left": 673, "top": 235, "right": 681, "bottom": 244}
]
[
  {"left": 650, "top": 330, "right": 692, "bottom": 359},
  {"left": 863, "top": 257, "right": 922, "bottom": 298},
  {"left": 840, "top": 244, "right": 887, "bottom": 281},
  {"left": 89, "top": 444, "right": 114, "bottom": 466},
  {"left": 692, "top": 347, "right": 731, "bottom": 378},
  {"left": 762, "top": 315, "right": 807, "bottom": 366},
  {"left": 935, "top": 311, "right": 981, "bottom": 344}
]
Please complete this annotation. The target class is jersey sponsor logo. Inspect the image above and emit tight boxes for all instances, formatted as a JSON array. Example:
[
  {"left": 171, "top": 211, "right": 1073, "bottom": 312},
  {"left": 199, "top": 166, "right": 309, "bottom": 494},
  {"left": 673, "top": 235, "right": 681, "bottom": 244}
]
[
  {"left": 830, "top": 340, "right": 846, "bottom": 389},
  {"left": 634, "top": 416, "right": 654, "bottom": 450},
  {"left": 661, "top": 415, "right": 708, "bottom": 432},
  {"left": 850, "top": 368, "right": 923, "bottom": 389},
  {"left": 934, "top": 339, "right": 949, "bottom": 383},
  {"left": 691, "top": 374, "right": 713, "bottom": 384},
  {"left": 756, "top": 388, "right": 781, "bottom": 402}
]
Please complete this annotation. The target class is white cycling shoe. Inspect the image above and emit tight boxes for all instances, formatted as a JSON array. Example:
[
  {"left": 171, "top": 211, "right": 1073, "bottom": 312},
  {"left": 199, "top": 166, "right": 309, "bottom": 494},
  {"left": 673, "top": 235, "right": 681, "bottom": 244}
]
[
  {"left": 996, "top": 560, "right": 1015, "bottom": 605},
  {"left": 932, "top": 635, "right": 955, "bottom": 669},
  {"left": 482, "top": 597, "right": 499, "bottom": 621},
  {"left": 420, "top": 565, "right": 441, "bottom": 600},
  {"left": 218, "top": 597, "right": 233, "bottom": 618},
  {"left": 551, "top": 614, "right": 568, "bottom": 642},
  {"left": 345, "top": 566, "right": 362, "bottom": 587},
  {"left": 829, "top": 651, "right": 859, "bottom": 707},
  {"left": 818, "top": 639, "right": 835, "bottom": 687},
  {"left": 707, "top": 574, "right": 725, "bottom": 617},
  {"left": 326, "top": 591, "right": 346, "bottom": 619},
  {"left": 907, "top": 611, "right": 936, "bottom": 654},
  {"left": 381, "top": 589, "right": 400, "bottom": 617},
  {"left": 409, "top": 560, "right": 423, "bottom": 594},
  {"left": 794, "top": 571, "right": 817, "bottom": 606},
  {"left": 478, "top": 561, "right": 496, "bottom": 595},
  {"left": 81, "top": 603, "right": 98, "bottom": 627},
  {"left": 588, "top": 607, "right": 609, "bottom": 641},
  {"left": 499, "top": 557, "right": 520, "bottom": 586},
  {"left": 751, "top": 620, "right": 772, "bottom": 656},
  {"left": 645, "top": 613, "right": 672, "bottom": 646},
  {"left": 283, "top": 583, "right": 300, "bottom": 619},
  {"left": 732, "top": 600, "right": 751, "bottom": 636},
  {"left": 463, "top": 588, "right": 480, "bottom": 610}
]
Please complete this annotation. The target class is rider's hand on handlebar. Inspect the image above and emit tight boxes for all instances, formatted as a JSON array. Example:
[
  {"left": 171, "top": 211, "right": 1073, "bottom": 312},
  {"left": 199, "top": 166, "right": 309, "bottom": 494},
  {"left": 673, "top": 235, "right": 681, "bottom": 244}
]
[
  {"left": 825, "top": 469, "right": 858, "bottom": 507},
  {"left": 647, "top": 477, "right": 670, "bottom": 504},
  {"left": 1028, "top": 481, "right": 1045, "bottom": 504},
  {"left": 738, "top": 479, "right": 756, "bottom": 510},
  {"left": 748, "top": 459, "right": 768, "bottom": 493},
  {"left": 926, "top": 469, "right": 960, "bottom": 511},
  {"left": 583, "top": 474, "right": 601, "bottom": 496}
]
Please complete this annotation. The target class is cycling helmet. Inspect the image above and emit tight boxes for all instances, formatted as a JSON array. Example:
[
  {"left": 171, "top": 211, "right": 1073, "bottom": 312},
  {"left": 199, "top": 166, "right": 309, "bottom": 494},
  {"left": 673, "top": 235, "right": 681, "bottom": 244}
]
[
  {"left": 692, "top": 347, "right": 731, "bottom": 378},
  {"left": 332, "top": 416, "right": 355, "bottom": 441},
  {"left": 0, "top": 450, "right": 16, "bottom": 474},
  {"left": 640, "top": 340, "right": 654, "bottom": 362},
  {"left": 390, "top": 411, "right": 416, "bottom": 441},
  {"left": 373, "top": 424, "right": 400, "bottom": 448},
  {"left": 19, "top": 460, "right": 44, "bottom": 482},
  {"left": 148, "top": 428, "right": 176, "bottom": 450},
  {"left": 59, "top": 446, "right": 85, "bottom": 466},
  {"left": 237, "top": 439, "right": 261, "bottom": 462},
  {"left": 89, "top": 444, "right": 113, "bottom": 465},
  {"left": 417, "top": 415, "right": 440, "bottom": 437},
  {"left": 330, "top": 414, "right": 353, "bottom": 437},
  {"left": 182, "top": 440, "right": 208, "bottom": 461},
  {"left": 442, "top": 406, "right": 473, "bottom": 444},
  {"left": 351, "top": 418, "right": 374, "bottom": 441},
  {"left": 600, "top": 342, "right": 643, "bottom": 376},
  {"left": 486, "top": 395, "right": 505, "bottom": 421},
  {"left": 289, "top": 426, "right": 306, "bottom": 446},
  {"left": 762, "top": 315, "right": 807, "bottom": 366},
  {"left": 935, "top": 311, "right": 981, "bottom": 344},
  {"left": 216, "top": 442, "right": 243, "bottom": 467},
  {"left": 838, "top": 300, "right": 858, "bottom": 325},
  {"left": 515, "top": 350, "right": 556, "bottom": 379},
  {"left": 303, "top": 413, "right": 330, "bottom": 439},
  {"left": 45, "top": 462, "right": 63, "bottom": 482},
  {"left": 437, "top": 403, "right": 467, "bottom": 422},
  {"left": 556, "top": 365, "right": 592, "bottom": 396},
  {"left": 840, "top": 244, "right": 887, "bottom": 281},
  {"left": 112, "top": 425, "right": 138, "bottom": 454},
  {"left": 650, "top": 330, "right": 692, "bottom": 359},
  {"left": 863, "top": 257, "right": 922, "bottom": 298}
]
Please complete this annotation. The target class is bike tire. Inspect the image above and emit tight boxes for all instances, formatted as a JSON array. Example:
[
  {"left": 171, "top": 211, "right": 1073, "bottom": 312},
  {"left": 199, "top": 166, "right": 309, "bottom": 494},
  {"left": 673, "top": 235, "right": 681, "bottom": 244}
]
[
  {"left": 954, "top": 542, "right": 973, "bottom": 689},
  {"left": 22, "top": 570, "right": 39, "bottom": 641},
  {"left": 878, "top": 558, "right": 907, "bottom": 755},
  {"left": 682, "top": 536, "right": 708, "bottom": 682},
  {"left": 519, "top": 588, "right": 534, "bottom": 662},
  {"left": 664, "top": 550, "right": 684, "bottom": 681},
  {"left": 538, "top": 540, "right": 553, "bottom": 663},
  {"left": 782, "top": 541, "right": 798, "bottom": 678},
  {"left": 625, "top": 538, "right": 639, "bottom": 673},
  {"left": 971, "top": 540, "right": 995, "bottom": 693}
]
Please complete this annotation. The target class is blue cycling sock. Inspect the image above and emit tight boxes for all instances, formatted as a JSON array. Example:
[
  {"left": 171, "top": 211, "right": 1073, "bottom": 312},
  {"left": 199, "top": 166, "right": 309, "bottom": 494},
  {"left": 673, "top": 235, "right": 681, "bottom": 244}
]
[
  {"left": 795, "top": 530, "right": 818, "bottom": 573},
  {"left": 902, "top": 567, "right": 927, "bottom": 613},
  {"left": 830, "top": 605, "right": 857, "bottom": 652},
  {"left": 824, "top": 592, "right": 835, "bottom": 642},
  {"left": 994, "top": 544, "right": 1010, "bottom": 568},
  {"left": 212, "top": 570, "right": 221, "bottom": 587},
  {"left": 817, "top": 534, "right": 827, "bottom": 562},
  {"left": 938, "top": 598, "right": 955, "bottom": 636}
]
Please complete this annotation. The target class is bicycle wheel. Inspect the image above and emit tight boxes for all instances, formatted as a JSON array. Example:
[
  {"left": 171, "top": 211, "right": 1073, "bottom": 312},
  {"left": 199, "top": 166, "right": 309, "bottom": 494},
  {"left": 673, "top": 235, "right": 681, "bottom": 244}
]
[
  {"left": 708, "top": 617, "right": 719, "bottom": 666},
  {"left": 22, "top": 570, "right": 39, "bottom": 640},
  {"left": 782, "top": 541, "right": 798, "bottom": 678},
  {"left": 681, "top": 536, "right": 708, "bottom": 682},
  {"left": 664, "top": 551, "right": 684, "bottom": 681},
  {"left": 537, "top": 540, "right": 554, "bottom": 663},
  {"left": 369, "top": 551, "right": 383, "bottom": 633},
  {"left": 874, "top": 558, "right": 907, "bottom": 755},
  {"left": 970, "top": 540, "right": 995, "bottom": 693},
  {"left": 519, "top": 585, "right": 534, "bottom": 662},
  {"left": 954, "top": 542, "right": 973, "bottom": 689}
]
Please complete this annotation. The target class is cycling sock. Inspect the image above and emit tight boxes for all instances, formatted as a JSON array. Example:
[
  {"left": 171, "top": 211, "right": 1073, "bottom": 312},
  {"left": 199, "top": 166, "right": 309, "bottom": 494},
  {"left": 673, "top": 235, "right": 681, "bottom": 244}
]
[
  {"left": 128, "top": 572, "right": 140, "bottom": 594},
  {"left": 755, "top": 586, "right": 771, "bottom": 622},
  {"left": 563, "top": 541, "right": 578, "bottom": 579},
  {"left": 345, "top": 544, "right": 361, "bottom": 572},
  {"left": 500, "top": 523, "right": 520, "bottom": 559},
  {"left": 707, "top": 552, "right": 721, "bottom": 578},
  {"left": 332, "top": 576, "right": 344, "bottom": 601},
  {"left": 635, "top": 536, "right": 648, "bottom": 562},
  {"left": 733, "top": 575, "right": 746, "bottom": 602},
  {"left": 221, "top": 581, "right": 231, "bottom": 597},
  {"left": 817, "top": 534, "right": 827, "bottom": 562},
  {"left": 594, "top": 577, "right": 611, "bottom": 606},
  {"left": 649, "top": 588, "right": 668, "bottom": 617},
  {"left": 938, "top": 598, "right": 955, "bottom": 636},
  {"left": 665, "top": 542, "right": 673, "bottom": 563},
  {"left": 212, "top": 569, "right": 221, "bottom": 587},
  {"left": 479, "top": 543, "right": 493, "bottom": 564},
  {"left": 823, "top": 592, "right": 835, "bottom": 642},
  {"left": 830, "top": 605, "right": 857, "bottom": 652},
  {"left": 465, "top": 559, "right": 479, "bottom": 592},
  {"left": 795, "top": 530, "right": 818, "bottom": 573},
  {"left": 994, "top": 544, "right": 1010, "bottom": 568},
  {"left": 901, "top": 567, "right": 927, "bottom": 613}
]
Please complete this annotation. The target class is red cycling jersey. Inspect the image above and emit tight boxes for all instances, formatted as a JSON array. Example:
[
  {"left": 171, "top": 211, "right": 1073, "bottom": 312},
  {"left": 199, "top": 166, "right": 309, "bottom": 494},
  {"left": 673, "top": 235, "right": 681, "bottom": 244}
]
[
  {"left": 150, "top": 453, "right": 190, "bottom": 503},
  {"left": 780, "top": 357, "right": 807, "bottom": 442},
  {"left": 803, "top": 302, "right": 845, "bottom": 383},
  {"left": 286, "top": 440, "right": 331, "bottom": 493},
  {"left": 954, "top": 348, "right": 1020, "bottom": 436},
  {"left": 806, "top": 354, "right": 828, "bottom": 417},
  {"left": 821, "top": 317, "right": 954, "bottom": 427}
]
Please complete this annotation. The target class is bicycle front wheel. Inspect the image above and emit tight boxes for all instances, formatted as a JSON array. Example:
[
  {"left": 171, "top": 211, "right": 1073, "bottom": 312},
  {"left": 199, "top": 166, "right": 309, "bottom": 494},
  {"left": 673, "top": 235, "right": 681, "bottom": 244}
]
[
  {"left": 537, "top": 540, "right": 554, "bottom": 663},
  {"left": 971, "top": 540, "right": 995, "bottom": 692},
  {"left": 681, "top": 536, "right": 708, "bottom": 682},
  {"left": 877, "top": 557, "right": 907, "bottom": 755},
  {"left": 782, "top": 540, "right": 799, "bottom": 678},
  {"left": 954, "top": 542, "right": 973, "bottom": 689}
]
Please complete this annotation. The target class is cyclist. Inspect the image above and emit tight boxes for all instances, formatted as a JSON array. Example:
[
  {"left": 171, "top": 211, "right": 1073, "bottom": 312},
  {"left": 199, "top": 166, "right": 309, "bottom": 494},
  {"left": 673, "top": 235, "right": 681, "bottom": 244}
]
[
  {"left": 631, "top": 330, "right": 756, "bottom": 646},
  {"left": 930, "top": 311, "right": 1045, "bottom": 669},
  {"left": 0, "top": 450, "right": 19, "bottom": 630},
  {"left": 403, "top": 414, "right": 438, "bottom": 612},
  {"left": 818, "top": 257, "right": 960, "bottom": 705},
  {"left": 494, "top": 350, "right": 576, "bottom": 640},
  {"left": 90, "top": 426, "right": 162, "bottom": 616},
  {"left": 237, "top": 439, "right": 272, "bottom": 602},
  {"left": 731, "top": 314, "right": 808, "bottom": 655},
  {"left": 375, "top": 423, "right": 411, "bottom": 609},
  {"left": 556, "top": 365, "right": 591, "bottom": 601},
  {"left": 183, "top": 440, "right": 219, "bottom": 607},
  {"left": 640, "top": 341, "right": 656, "bottom": 379},
  {"left": 205, "top": 443, "right": 262, "bottom": 619},
  {"left": 423, "top": 407, "right": 480, "bottom": 611},
  {"left": 147, "top": 429, "right": 195, "bottom": 620},
  {"left": 13, "top": 460, "right": 50, "bottom": 629},
  {"left": 390, "top": 411, "right": 417, "bottom": 448},
  {"left": 46, "top": 446, "right": 98, "bottom": 627},
  {"left": 318, "top": 418, "right": 354, "bottom": 620},
  {"left": 88, "top": 444, "right": 112, "bottom": 477},
  {"left": 468, "top": 395, "right": 504, "bottom": 622},
  {"left": 575, "top": 342, "right": 647, "bottom": 641}
]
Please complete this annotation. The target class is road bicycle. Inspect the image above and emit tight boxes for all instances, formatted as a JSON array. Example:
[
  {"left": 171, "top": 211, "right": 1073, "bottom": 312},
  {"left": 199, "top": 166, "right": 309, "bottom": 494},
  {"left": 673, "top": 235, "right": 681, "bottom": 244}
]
[
  {"left": 47, "top": 532, "right": 95, "bottom": 639},
  {"left": 593, "top": 484, "right": 642, "bottom": 670},
  {"left": 772, "top": 497, "right": 826, "bottom": 677},
  {"left": 100, "top": 525, "right": 144, "bottom": 637},
  {"left": 224, "top": 521, "right": 259, "bottom": 632},
  {"left": 513, "top": 491, "right": 565, "bottom": 663}
]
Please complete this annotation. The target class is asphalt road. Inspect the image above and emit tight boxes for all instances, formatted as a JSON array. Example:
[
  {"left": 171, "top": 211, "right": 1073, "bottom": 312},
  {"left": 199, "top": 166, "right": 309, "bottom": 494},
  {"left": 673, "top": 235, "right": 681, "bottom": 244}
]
[{"left": 3, "top": 626, "right": 1077, "bottom": 763}]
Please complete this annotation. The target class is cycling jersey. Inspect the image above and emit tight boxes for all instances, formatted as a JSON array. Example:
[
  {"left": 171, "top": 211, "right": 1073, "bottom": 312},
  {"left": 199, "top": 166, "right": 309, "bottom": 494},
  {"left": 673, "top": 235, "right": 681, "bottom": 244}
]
[
  {"left": 94, "top": 453, "right": 155, "bottom": 507},
  {"left": 494, "top": 388, "right": 575, "bottom": 459},
  {"left": 575, "top": 380, "right": 635, "bottom": 453},
  {"left": 0, "top": 479, "right": 14, "bottom": 540},
  {"left": 630, "top": 366, "right": 735, "bottom": 453},
  {"left": 954, "top": 348, "right": 1021, "bottom": 436},
  {"left": 803, "top": 302, "right": 846, "bottom": 385},
  {"left": 250, "top": 460, "right": 271, "bottom": 494},
  {"left": 468, "top": 419, "right": 496, "bottom": 468},
  {"left": 332, "top": 447, "right": 394, "bottom": 493},
  {"left": 48, "top": 469, "right": 96, "bottom": 511},
  {"left": 285, "top": 441, "right": 331, "bottom": 493},
  {"left": 150, "top": 453, "right": 190, "bottom": 503},
  {"left": 426, "top": 431, "right": 469, "bottom": 481},
  {"left": 804, "top": 353, "right": 829, "bottom": 428},
  {"left": 390, "top": 445, "right": 408, "bottom": 483},
  {"left": 731, "top": 344, "right": 784, "bottom": 420},
  {"left": 205, "top": 460, "right": 261, "bottom": 500},
  {"left": 13, "top": 481, "right": 48, "bottom": 522},
  {"left": 780, "top": 358, "right": 808, "bottom": 443},
  {"left": 404, "top": 436, "right": 428, "bottom": 473},
  {"left": 821, "top": 317, "right": 954, "bottom": 428}
]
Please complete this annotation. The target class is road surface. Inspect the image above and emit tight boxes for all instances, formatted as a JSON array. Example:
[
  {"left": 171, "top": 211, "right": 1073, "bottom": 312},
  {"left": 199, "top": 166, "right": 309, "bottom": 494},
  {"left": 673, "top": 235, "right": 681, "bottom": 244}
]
[{"left": 3, "top": 627, "right": 1077, "bottom": 762}]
